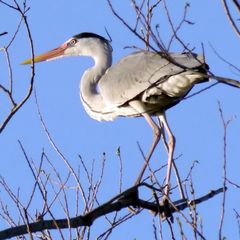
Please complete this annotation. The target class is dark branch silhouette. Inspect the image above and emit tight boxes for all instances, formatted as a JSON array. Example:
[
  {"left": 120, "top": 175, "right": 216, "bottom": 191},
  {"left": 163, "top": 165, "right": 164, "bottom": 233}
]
[{"left": 0, "top": 185, "right": 224, "bottom": 240}]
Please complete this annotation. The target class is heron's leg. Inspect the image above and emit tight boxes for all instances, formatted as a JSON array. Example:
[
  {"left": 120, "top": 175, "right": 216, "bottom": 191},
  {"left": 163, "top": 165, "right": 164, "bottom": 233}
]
[
  {"left": 128, "top": 100, "right": 162, "bottom": 185},
  {"left": 158, "top": 113, "right": 175, "bottom": 196},
  {"left": 157, "top": 118, "right": 185, "bottom": 199},
  {"left": 135, "top": 112, "right": 161, "bottom": 185}
]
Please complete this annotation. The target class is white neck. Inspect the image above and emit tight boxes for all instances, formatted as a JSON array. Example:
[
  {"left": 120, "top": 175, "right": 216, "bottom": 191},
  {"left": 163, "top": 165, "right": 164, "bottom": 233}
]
[{"left": 79, "top": 40, "right": 114, "bottom": 121}]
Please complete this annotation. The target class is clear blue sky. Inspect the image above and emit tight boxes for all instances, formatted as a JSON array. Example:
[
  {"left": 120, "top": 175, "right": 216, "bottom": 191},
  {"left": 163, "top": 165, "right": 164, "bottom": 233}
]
[{"left": 0, "top": 1, "right": 240, "bottom": 239}]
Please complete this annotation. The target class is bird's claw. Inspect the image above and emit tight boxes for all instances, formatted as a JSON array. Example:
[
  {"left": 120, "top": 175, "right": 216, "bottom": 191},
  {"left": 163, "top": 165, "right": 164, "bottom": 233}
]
[{"left": 159, "top": 197, "right": 174, "bottom": 222}]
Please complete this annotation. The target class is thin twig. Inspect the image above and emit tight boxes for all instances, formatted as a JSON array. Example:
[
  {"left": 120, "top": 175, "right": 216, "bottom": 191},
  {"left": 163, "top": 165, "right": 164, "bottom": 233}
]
[
  {"left": 221, "top": 0, "right": 240, "bottom": 37},
  {"left": 0, "top": 31, "right": 8, "bottom": 36},
  {"left": 209, "top": 42, "right": 240, "bottom": 74},
  {"left": 0, "top": 1, "right": 35, "bottom": 134},
  {"left": 34, "top": 90, "right": 89, "bottom": 212},
  {"left": 234, "top": 209, "right": 240, "bottom": 239},
  {"left": 218, "top": 102, "right": 233, "bottom": 239}
]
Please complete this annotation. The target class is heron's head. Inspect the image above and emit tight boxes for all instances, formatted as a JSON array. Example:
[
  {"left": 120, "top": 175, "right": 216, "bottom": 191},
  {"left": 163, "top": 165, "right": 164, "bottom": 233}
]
[{"left": 21, "top": 32, "right": 112, "bottom": 65}]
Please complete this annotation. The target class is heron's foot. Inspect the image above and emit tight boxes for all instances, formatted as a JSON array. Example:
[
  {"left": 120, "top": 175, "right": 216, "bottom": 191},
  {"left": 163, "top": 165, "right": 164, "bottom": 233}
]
[{"left": 159, "top": 196, "right": 173, "bottom": 222}]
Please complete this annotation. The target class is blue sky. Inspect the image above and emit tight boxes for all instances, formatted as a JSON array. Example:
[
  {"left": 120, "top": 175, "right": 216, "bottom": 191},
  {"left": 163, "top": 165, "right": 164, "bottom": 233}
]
[{"left": 0, "top": 0, "right": 240, "bottom": 239}]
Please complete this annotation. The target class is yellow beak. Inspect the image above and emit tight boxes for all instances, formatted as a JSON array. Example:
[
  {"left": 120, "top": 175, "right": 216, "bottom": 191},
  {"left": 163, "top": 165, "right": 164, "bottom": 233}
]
[{"left": 21, "top": 43, "right": 68, "bottom": 65}]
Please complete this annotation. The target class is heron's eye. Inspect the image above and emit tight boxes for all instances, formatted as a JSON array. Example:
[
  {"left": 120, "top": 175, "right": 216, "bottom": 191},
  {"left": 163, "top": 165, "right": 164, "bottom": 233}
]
[{"left": 68, "top": 39, "right": 77, "bottom": 47}]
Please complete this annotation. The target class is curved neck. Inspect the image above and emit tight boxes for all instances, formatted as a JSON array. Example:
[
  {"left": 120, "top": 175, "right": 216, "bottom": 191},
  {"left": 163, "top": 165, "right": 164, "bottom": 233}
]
[{"left": 80, "top": 48, "right": 114, "bottom": 121}]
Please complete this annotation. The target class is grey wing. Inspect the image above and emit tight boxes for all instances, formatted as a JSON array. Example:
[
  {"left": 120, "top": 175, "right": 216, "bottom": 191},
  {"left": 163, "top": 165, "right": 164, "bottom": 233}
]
[{"left": 99, "top": 51, "right": 205, "bottom": 108}]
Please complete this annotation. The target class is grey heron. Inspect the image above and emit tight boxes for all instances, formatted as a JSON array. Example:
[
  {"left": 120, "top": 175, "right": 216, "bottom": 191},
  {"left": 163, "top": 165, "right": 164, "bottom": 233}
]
[{"left": 21, "top": 32, "right": 217, "bottom": 198}]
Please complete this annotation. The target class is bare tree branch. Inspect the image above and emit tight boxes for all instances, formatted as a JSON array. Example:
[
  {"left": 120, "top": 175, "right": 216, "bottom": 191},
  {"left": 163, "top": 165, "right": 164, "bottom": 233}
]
[
  {"left": 0, "top": 186, "right": 224, "bottom": 240},
  {"left": 218, "top": 102, "right": 234, "bottom": 239},
  {"left": 222, "top": 0, "right": 240, "bottom": 37},
  {"left": 0, "top": 0, "right": 35, "bottom": 134},
  {"left": 34, "top": 91, "right": 89, "bottom": 212}
]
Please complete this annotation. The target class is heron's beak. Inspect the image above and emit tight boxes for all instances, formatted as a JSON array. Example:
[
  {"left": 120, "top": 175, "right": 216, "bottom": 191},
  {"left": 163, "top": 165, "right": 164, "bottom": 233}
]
[{"left": 21, "top": 43, "right": 68, "bottom": 65}]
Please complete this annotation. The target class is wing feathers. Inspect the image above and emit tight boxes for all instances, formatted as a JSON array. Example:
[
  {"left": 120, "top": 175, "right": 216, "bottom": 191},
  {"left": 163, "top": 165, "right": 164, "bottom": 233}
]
[{"left": 99, "top": 51, "right": 206, "bottom": 107}]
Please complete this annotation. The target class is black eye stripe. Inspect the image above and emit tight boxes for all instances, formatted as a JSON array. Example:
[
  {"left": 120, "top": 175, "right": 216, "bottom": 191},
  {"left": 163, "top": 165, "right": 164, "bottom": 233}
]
[{"left": 73, "top": 32, "right": 109, "bottom": 44}]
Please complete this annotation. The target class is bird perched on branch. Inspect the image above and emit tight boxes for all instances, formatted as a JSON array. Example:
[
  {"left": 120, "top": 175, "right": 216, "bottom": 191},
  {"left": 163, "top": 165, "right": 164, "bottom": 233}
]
[{"left": 22, "top": 32, "right": 238, "bottom": 199}]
